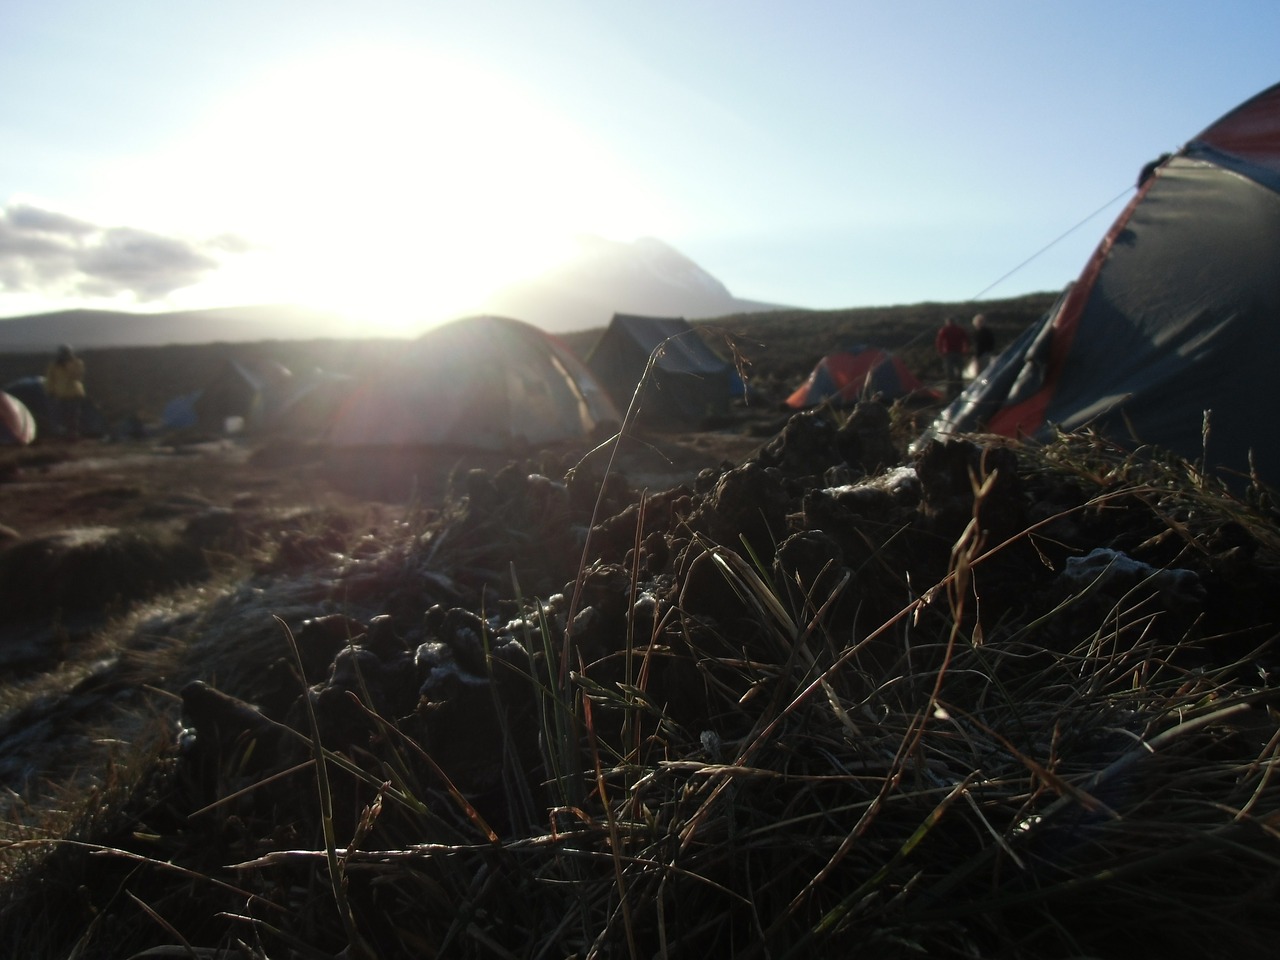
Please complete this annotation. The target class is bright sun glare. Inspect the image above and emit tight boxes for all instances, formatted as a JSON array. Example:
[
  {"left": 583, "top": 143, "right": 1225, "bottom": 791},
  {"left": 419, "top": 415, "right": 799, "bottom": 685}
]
[{"left": 127, "top": 45, "right": 666, "bottom": 333}]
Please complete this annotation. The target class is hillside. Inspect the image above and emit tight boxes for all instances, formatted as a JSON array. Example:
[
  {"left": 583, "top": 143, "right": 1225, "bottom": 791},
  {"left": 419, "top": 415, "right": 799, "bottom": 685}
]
[{"left": 686, "top": 291, "right": 1057, "bottom": 391}]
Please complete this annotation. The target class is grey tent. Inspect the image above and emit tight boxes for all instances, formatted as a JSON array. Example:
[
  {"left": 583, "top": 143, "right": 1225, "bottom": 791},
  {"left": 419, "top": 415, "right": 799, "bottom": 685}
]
[
  {"left": 585, "top": 314, "right": 739, "bottom": 426},
  {"left": 329, "top": 315, "right": 619, "bottom": 450},
  {"left": 922, "top": 81, "right": 1280, "bottom": 487},
  {"left": 192, "top": 359, "right": 294, "bottom": 432}
]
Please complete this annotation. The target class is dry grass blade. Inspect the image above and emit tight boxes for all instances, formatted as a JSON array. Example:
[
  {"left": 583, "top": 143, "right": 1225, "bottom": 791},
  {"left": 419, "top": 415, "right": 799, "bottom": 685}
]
[{"left": 275, "top": 616, "right": 376, "bottom": 960}]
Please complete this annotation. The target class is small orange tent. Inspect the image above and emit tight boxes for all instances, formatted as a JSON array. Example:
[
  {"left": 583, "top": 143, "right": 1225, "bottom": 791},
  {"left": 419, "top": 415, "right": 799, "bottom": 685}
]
[{"left": 787, "top": 346, "right": 933, "bottom": 409}]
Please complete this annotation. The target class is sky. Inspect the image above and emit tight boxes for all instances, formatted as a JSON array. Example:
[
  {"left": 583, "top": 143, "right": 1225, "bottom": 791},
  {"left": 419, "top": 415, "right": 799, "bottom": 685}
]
[{"left": 2, "top": 0, "right": 1277, "bottom": 335}]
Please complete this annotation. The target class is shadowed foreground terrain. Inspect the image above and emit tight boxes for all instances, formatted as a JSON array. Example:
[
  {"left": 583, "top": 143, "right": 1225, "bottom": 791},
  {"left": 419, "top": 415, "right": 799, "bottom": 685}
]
[{"left": 3, "top": 295, "right": 1280, "bottom": 958}]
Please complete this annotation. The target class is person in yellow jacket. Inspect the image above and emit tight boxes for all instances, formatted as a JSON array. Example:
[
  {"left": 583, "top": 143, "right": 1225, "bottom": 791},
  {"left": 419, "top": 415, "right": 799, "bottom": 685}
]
[{"left": 44, "top": 344, "right": 86, "bottom": 439}]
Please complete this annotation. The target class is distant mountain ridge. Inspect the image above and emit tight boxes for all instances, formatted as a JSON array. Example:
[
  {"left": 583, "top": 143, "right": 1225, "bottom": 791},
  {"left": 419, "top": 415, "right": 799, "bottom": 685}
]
[
  {"left": 0, "top": 305, "right": 355, "bottom": 353},
  {"left": 0, "top": 236, "right": 785, "bottom": 351}
]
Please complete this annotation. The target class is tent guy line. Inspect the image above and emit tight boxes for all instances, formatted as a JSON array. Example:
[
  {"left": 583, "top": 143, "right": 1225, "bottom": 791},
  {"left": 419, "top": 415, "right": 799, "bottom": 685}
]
[{"left": 969, "top": 184, "right": 1135, "bottom": 302}]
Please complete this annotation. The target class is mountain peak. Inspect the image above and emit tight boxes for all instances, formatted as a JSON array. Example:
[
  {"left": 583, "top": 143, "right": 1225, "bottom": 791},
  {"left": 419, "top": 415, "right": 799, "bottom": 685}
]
[
  {"left": 476, "top": 234, "right": 755, "bottom": 330},
  {"left": 562, "top": 235, "right": 729, "bottom": 297}
]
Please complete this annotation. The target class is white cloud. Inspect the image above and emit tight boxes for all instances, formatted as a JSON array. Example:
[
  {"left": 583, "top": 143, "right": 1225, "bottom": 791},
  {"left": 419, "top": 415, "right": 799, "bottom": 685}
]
[{"left": 0, "top": 201, "right": 248, "bottom": 305}]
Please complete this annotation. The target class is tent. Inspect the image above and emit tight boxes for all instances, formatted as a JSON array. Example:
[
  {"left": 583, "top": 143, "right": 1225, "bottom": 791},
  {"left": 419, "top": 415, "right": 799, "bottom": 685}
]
[
  {"left": 786, "top": 346, "right": 932, "bottom": 409},
  {"left": 160, "top": 361, "right": 350, "bottom": 436},
  {"left": 923, "top": 81, "right": 1280, "bottom": 485},
  {"left": 329, "top": 315, "right": 620, "bottom": 449},
  {"left": 0, "top": 391, "right": 36, "bottom": 445},
  {"left": 191, "top": 359, "right": 294, "bottom": 433},
  {"left": 585, "top": 314, "right": 740, "bottom": 425},
  {"left": 3, "top": 378, "right": 52, "bottom": 437},
  {"left": 267, "top": 369, "right": 354, "bottom": 435},
  {"left": 160, "top": 359, "right": 297, "bottom": 434},
  {"left": 161, "top": 391, "right": 201, "bottom": 432}
]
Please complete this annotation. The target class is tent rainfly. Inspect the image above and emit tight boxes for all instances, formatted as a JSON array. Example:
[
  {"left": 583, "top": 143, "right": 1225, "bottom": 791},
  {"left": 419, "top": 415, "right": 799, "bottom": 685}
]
[
  {"left": 922, "top": 81, "right": 1280, "bottom": 486},
  {"left": 586, "top": 314, "right": 740, "bottom": 425},
  {"left": 786, "top": 346, "right": 932, "bottom": 409},
  {"left": 0, "top": 391, "right": 36, "bottom": 445},
  {"left": 329, "top": 315, "right": 620, "bottom": 449}
]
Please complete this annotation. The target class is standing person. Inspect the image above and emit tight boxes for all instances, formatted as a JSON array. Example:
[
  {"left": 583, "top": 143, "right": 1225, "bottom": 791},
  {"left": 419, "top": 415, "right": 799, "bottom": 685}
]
[
  {"left": 44, "top": 344, "right": 86, "bottom": 439},
  {"left": 934, "top": 316, "right": 970, "bottom": 398},
  {"left": 971, "top": 313, "right": 996, "bottom": 373}
]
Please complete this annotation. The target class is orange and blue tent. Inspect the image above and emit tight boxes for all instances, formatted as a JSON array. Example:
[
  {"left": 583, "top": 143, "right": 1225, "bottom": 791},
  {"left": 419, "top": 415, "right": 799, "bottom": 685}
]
[{"left": 786, "top": 346, "right": 932, "bottom": 409}]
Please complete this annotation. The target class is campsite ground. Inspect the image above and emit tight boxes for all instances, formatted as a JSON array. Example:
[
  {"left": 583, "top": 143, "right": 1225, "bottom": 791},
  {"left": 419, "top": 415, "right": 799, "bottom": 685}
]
[{"left": 28, "top": 293, "right": 1280, "bottom": 958}]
